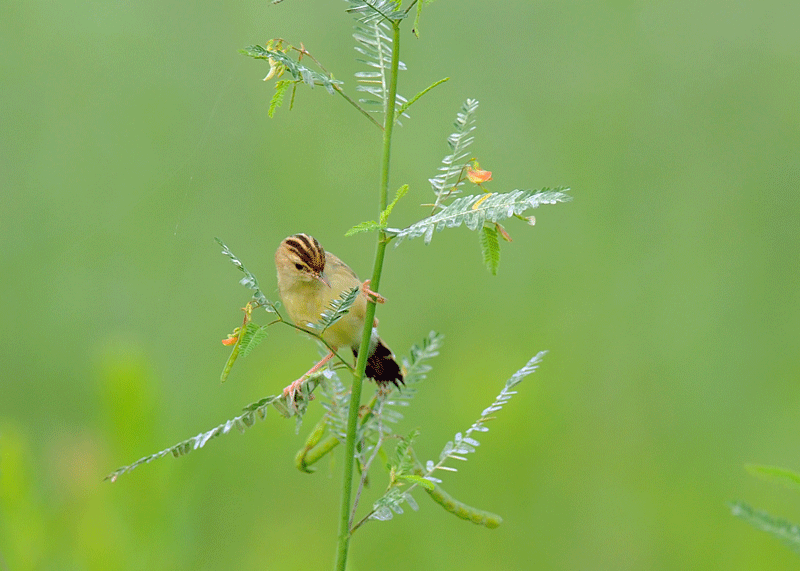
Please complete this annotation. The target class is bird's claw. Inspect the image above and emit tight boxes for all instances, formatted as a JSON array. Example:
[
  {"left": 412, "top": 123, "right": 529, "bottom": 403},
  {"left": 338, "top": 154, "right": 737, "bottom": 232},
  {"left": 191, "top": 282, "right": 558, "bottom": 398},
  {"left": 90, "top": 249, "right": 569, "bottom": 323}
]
[
  {"left": 362, "top": 279, "right": 386, "bottom": 304},
  {"left": 282, "top": 377, "right": 315, "bottom": 411}
]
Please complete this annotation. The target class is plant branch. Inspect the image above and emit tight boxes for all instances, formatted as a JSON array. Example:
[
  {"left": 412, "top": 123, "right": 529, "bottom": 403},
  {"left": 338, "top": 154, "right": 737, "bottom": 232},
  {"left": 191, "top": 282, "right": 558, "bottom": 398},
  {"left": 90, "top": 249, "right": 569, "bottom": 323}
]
[
  {"left": 403, "top": 0, "right": 419, "bottom": 16},
  {"left": 290, "top": 42, "right": 382, "bottom": 130},
  {"left": 350, "top": 506, "right": 377, "bottom": 534},
  {"left": 278, "top": 318, "right": 356, "bottom": 374},
  {"left": 333, "top": 85, "right": 384, "bottom": 130}
]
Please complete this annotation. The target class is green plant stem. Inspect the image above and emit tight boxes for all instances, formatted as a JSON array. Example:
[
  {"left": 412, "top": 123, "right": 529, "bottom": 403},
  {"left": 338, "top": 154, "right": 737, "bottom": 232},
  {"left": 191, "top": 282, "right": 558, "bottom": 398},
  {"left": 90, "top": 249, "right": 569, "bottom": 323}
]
[{"left": 334, "top": 19, "right": 402, "bottom": 571}]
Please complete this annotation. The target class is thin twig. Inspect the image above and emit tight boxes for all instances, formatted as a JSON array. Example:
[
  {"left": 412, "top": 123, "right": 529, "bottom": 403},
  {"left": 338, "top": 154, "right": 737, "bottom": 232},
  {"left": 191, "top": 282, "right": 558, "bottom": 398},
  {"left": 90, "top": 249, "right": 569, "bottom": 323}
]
[
  {"left": 281, "top": 40, "right": 383, "bottom": 131},
  {"left": 350, "top": 506, "right": 377, "bottom": 535},
  {"left": 333, "top": 85, "right": 384, "bottom": 131},
  {"left": 349, "top": 432, "right": 386, "bottom": 530},
  {"left": 278, "top": 318, "right": 356, "bottom": 373}
]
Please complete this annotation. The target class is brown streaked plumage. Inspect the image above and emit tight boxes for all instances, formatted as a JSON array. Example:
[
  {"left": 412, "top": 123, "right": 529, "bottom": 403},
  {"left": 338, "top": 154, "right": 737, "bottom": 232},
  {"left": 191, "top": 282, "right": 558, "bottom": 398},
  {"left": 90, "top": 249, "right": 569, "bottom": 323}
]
[
  {"left": 275, "top": 233, "right": 403, "bottom": 396},
  {"left": 281, "top": 234, "right": 326, "bottom": 275}
]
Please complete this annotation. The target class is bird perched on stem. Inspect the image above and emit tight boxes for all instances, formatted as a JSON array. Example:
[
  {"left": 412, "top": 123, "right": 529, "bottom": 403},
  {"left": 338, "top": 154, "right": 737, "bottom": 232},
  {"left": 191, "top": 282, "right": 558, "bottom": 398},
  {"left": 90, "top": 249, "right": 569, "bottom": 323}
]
[{"left": 275, "top": 233, "right": 403, "bottom": 398}]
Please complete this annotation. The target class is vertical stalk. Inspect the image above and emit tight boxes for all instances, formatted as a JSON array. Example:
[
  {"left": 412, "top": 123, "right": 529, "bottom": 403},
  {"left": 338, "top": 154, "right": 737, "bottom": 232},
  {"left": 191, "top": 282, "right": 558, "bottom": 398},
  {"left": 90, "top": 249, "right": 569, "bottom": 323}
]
[{"left": 334, "top": 19, "right": 402, "bottom": 571}]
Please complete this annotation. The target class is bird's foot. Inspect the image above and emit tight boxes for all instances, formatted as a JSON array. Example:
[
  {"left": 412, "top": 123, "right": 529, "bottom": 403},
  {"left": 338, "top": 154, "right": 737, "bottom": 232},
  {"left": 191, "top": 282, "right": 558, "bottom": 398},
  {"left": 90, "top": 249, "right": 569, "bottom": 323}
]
[
  {"left": 362, "top": 279, "right": 386, "bottom": 304},
  {"left": 282, "top": 351, "right": 336, "bottom": 406},
  {"left": 282, "top": 377, "right": 306, "bottom": 399}
]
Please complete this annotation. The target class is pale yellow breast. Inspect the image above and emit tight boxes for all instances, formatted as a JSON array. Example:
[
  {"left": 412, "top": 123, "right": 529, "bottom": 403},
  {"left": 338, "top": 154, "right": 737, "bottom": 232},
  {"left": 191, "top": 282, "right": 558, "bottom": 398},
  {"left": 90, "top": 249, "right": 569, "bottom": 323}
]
[{"left": 280, "top": 252, "right": 367, "bottom": 350}]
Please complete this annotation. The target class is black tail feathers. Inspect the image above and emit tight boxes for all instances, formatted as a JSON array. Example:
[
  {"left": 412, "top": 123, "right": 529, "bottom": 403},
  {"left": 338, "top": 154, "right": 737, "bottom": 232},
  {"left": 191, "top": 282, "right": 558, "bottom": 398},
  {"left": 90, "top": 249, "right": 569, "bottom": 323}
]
[{"left": 353, "top": 339, "right": 404, "bottom": 389}]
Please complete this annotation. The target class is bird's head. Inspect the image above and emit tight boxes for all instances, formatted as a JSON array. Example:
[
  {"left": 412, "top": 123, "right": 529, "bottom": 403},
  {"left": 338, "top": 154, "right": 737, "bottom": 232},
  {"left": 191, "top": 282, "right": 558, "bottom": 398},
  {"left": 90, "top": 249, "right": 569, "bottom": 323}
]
[{"left": 275, "top": 233, "right": 330, "bottom": 287}]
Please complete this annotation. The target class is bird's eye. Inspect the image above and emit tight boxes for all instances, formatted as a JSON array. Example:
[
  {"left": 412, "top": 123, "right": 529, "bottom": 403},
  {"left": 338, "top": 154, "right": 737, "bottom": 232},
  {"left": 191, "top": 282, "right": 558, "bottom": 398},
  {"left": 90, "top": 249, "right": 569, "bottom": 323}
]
[{"left": 294, "top": 263, "right": 304, "bottom": 271}]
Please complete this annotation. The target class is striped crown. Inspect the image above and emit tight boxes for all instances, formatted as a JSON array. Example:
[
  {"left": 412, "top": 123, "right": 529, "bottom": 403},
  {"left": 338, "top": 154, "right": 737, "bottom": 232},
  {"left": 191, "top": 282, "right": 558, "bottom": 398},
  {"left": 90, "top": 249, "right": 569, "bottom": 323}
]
[{"left": 281, "top": 233, "right": 326, "bottom": 274}]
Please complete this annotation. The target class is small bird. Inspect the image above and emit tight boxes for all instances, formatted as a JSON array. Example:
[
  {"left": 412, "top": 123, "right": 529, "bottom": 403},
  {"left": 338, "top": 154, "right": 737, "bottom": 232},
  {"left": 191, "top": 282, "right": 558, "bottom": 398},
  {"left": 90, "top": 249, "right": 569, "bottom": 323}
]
[{"left": 275, "top": 233, "right": 403, "bottom": 398}]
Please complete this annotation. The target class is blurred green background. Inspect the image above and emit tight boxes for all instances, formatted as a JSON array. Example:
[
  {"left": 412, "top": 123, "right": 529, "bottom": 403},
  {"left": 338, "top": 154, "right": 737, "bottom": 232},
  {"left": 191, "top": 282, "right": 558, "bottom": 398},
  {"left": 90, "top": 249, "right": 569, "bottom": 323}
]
[{"left": 2, "top": 0, "right": 799, "bottom": 569}]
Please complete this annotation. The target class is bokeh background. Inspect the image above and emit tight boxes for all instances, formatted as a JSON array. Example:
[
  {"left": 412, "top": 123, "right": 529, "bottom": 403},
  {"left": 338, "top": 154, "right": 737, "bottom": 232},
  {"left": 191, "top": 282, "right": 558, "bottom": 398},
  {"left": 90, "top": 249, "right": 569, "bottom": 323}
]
[{"left": 2, "top": 1, "right": 799, "bottom": 569}]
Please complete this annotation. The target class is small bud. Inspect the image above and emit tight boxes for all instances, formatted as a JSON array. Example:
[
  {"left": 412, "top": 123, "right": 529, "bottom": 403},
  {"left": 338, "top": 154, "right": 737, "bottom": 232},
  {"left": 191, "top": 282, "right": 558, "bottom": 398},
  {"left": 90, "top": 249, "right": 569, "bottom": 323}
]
[
  {"left": 264, "top": 58, "right": 281, "bottom": 81},
  {"left": 496, "top": 223, "right": 513, "bottom": 242}
]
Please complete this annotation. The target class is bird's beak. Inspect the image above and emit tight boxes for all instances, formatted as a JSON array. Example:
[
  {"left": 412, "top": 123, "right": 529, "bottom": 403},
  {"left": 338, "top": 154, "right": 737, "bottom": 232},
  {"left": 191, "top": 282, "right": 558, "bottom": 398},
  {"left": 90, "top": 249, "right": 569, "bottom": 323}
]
[{"left": 314, "top": 272, "right": 331, "bottom": 288}]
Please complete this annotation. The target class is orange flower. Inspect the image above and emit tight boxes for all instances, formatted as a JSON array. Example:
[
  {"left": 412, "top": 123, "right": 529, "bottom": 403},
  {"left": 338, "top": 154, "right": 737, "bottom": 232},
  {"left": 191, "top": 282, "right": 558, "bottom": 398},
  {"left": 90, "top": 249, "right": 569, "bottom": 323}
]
[
  {"left": 466, "top": 164, "right": 492, "bottom": 184},
  {"left": 222, "top": 328, "right": 240, "bottom": 346}
]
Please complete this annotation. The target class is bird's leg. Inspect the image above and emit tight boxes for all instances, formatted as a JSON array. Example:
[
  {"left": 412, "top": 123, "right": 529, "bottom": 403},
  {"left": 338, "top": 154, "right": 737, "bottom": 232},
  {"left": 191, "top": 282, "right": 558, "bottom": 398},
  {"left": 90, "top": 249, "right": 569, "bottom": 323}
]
[
  {"left": 283, "top": 350, "right": 336, "bottom": 400},
  {"left": 361, "top": 279, "right": 386, "bottom": 304}
]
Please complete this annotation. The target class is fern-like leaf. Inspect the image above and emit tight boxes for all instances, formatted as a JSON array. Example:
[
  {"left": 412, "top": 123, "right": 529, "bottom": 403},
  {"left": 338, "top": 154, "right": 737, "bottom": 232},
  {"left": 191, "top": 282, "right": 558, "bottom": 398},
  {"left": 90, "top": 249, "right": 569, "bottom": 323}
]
[
  {"left": 387, "top": 188, "right": 572, "bottom": 245},
  {"left": 429, "top": 99, "right": 479, "bottom": 210},
  {"left": 345, "top": 0, "right": 405, "bottom": 24},
  {"left": 345, "top": 184, "right": 408, "bottom": 236},
  {"left": 238, "top": 323, "right": 269, "bottom": 358},
  {"left": 745, "top": 465, "right": 800, "bottom": 493},
  {"left": 370, "top": 487, "right": 418, "bottom": 522},
  {"left": 347, "top": 0, "right": 409, "bottom": 121},
  {"left": 394, "top": 77, "right": 449, "bottom": 122},
  {"left": 269, "top": 79, "right": 291, "bottom": 117},
  {"left": 730, "top": 501, "right": 800, "bottom": 555},
  {"left": 105, "top": 375, "right": 328, "bottom": 482},
  {"left": 380, "top": 184, "right": 408, "bottom": 226},
  {"left": 312, "top": 286, "right": 360, "bottom": 334},
  {"left": 393, "top": 428, "right": 420, "bottom": 475},
  {"left": 241, "top": 45, "right": 342, "bottom": 94},
  {"left": 345, "top": 220, "right": 382, "bottom": 236},
  {"left": 365, "top": 349, "right": 542, "bottom": 530},
  {"left": 215, "top": 238, "right": 277, "bottom": 312},
  {"left": 425, "top": 351, "right": 547, "bottom": 481},
  {"left": 480, "top": 224, "right": 500, "bottom": 275}
]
